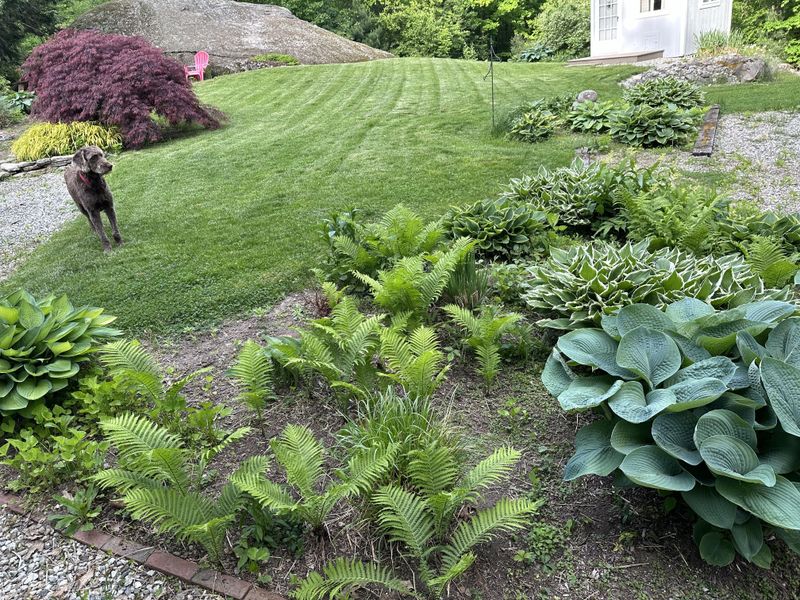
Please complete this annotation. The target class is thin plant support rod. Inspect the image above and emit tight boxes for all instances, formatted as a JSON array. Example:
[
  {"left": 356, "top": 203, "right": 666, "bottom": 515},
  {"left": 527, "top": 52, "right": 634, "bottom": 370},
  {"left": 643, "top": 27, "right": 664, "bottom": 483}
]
[{"left": 483, "top": 37, "right": 499, "bottom": 130}]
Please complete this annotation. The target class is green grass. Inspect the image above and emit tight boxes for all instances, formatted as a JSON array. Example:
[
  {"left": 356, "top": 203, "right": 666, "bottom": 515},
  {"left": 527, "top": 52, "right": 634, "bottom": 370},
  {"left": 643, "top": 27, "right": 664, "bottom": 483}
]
[
  {"left": 705, "top": 72, "right": 800, "bottom": 112},
  {"left": 5, "top": 59, "right": 800, "bottom": 335}
]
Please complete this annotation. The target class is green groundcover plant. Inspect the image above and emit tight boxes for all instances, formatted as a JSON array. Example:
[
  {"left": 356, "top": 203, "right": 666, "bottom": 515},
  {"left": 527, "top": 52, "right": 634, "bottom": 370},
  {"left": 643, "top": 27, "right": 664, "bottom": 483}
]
[
  {"left": 608, "top": 103, "right": 702, "bottom": 147},
  {"left": 623, "top": 77, "right": 706, "bottom": 110},
  {"left": 542, "top": 299, "right": 800, "bottom": 567},
  {"left": 0, "top": 290, "right": 120, "bottom": 414},
  {"left": 523, "top": 239, "right": 788, "bottom": 330}
]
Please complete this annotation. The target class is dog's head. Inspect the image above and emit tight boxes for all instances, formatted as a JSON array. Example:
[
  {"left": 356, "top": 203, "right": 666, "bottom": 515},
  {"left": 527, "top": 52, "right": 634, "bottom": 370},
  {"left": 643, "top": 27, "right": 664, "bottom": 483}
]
[{"left": 72, "top": 146, "right": 113, "bottom": 175}]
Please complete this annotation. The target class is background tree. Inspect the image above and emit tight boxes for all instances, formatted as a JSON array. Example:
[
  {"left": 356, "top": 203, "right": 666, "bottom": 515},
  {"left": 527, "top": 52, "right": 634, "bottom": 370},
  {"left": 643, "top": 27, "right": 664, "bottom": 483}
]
[{"left": 0, "top": 0, "right": 60, "bottom": 79}]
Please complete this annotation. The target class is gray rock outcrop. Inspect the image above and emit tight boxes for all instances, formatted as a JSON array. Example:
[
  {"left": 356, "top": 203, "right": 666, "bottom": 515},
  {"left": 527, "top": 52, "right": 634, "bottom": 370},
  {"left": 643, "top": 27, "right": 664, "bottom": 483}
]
[
  {"left": 71, "top": 0, "right": 393, "bottom": 73},
  {"left": 622, "top": 54, "right": 769, "bottom": 88}
]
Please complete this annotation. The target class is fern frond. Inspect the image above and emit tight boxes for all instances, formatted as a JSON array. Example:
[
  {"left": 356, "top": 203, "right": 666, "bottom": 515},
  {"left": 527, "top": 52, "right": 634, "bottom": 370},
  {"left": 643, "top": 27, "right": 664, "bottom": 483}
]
[
  {"left": 408, "top": 444, "right": 459, "bottom": 497},
  {"left": 292, "top": 557, "right": 416, "bottom": 600},
  {"left": 373, "top": 485, "right": 436, "bottom": 558},
  {"left": 440, "top": 498, "right": 538, "bottom": 572},
  {"left": 443, "top": 304, "right": 480, "bottom": 336},
  {"left": 459, "top": 447, "right": 521, "bottom": 501},
  {"left": 100, "top": 340, "right": 163, "bottom": 402},
  {"left": 230, "top": 470, "right": 299, "bottom": 513},
  {"left": 271, "top": 425, "right": 325, "bottom": 498},
  {"left": 420, "top": 238, "right": 474, "bottom": 307},
  {"left": 200, "top": 426, "right": 252, "bottom": 468},
  {"left": 99, "top": 413, "right": 184, "bottom": 465},
  {"left": 329, "top": 443, "right": 398, "bottom": 501},
  {"left": 229, "top": 340, "right": 275, "bottom": 414},
  {"left": 426, "top": 552, "right": 476, "bottom": 595},
  {"left": 92, "top": 468, "right": 162, "bottom": 493},
  {"left": 475, "top": 343, "right": 501, "bottom": 384}
]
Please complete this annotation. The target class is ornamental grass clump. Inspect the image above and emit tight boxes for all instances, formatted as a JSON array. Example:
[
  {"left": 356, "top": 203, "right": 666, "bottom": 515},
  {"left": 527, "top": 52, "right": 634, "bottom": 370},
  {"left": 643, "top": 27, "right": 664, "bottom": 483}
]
[
  {"left": 541, "top": 299, "right": 800, "bottom": 568},
  {"left": 22, "top": 29, "right": 220, "bottom": 148},
  {"left": 12, "top": 121, "right": 122, "bottom": 161}
]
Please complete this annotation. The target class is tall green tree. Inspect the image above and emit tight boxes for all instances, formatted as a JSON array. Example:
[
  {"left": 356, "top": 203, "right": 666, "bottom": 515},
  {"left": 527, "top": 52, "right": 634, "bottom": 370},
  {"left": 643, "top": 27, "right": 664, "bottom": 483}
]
[{"left": 0, "top": 0, "right": 60, "bottom": 78}]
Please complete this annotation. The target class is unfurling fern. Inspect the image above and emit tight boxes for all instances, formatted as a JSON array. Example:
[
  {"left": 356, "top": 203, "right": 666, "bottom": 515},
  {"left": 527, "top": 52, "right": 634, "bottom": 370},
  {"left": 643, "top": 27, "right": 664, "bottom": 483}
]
[
  {"left": 444, "top": 304, "right": 523, "bottom": 385},
  {"left": 231, "top": 424, "right": 397, "bottom": 529},
  {"left": 742, "top": 235, "right": 800, "bottom": 288},
  {"left": 354, "top": 237, "right": 475, "bottom": 325},
  {"left": 93, "top": 413, "right": 252, "bottom": 563},
  {"left": 379, "top": 325, "right": 449, "bottom": 399},
  {"left": 295, "top": 444, "right": 538, "bottom": 598},
  {"left": 229, "top": 340, "right": 275, "bottom": 419}
]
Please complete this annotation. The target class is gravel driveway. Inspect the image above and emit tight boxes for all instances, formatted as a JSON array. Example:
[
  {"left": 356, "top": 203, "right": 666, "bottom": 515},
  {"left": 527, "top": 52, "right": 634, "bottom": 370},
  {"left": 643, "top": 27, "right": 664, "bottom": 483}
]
[
  {"left": 0, "top": 511, "right": 224, "bottom": 600},
  {"left": 633, "top": 111, "right": 800, "bottom": 212},
  {"left": 0, "top": 171, "right": 77, "bottom": 281}
]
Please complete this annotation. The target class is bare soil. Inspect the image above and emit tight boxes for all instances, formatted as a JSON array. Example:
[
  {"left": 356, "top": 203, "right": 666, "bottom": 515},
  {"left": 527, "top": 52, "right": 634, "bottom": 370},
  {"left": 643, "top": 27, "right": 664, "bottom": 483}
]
[{"left": 4, "top": 291, "right": 800, "bottom": 599}]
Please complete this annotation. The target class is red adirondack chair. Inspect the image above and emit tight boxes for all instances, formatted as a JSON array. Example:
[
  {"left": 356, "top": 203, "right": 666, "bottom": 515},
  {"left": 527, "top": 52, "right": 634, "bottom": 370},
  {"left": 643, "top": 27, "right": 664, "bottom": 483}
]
[{"left": 184, "top": 51, "right": 209, "bottom": 82}]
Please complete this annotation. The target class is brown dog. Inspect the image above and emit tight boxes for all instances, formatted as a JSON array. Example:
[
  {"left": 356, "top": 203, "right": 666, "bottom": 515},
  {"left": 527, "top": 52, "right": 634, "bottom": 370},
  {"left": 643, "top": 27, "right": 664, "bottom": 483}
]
[{"left": 64, "top": 146, "right": 122, "bottom": 252}]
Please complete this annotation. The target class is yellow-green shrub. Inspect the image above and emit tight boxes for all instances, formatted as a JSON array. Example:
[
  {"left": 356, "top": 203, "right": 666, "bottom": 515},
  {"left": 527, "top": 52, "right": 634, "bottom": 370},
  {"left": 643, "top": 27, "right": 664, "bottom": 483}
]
[{"left": 11, "top": 121, "right": 123, "bottom": 161}]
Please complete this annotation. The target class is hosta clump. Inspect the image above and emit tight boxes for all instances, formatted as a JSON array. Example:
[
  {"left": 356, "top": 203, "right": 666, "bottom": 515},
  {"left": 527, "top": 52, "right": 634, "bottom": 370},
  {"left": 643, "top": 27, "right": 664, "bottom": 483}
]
[
  {"left": 568, "top": 100, "right": 617, "bottom": 133},
  {"left": 0, "top": 290, "right": 121, "bottom": 414},
  {"left": 541, "top": 299, "right": 800, "bottom": 568},
  {"left": 500, "top": 158, "right": 663, "bottom": 233},
  {"left": 443, "top": 197, "right": 560, "bottom": 260},
  {"left": 509, "top": 104, "right": 558, "bottom": 143},
  {"left": 608, "top": 103, "right": 701, "bottom": 147},
  {"left": 523, "top": 239, "right": 788, "bottom": 330},
  {"left": 623, "top": 77, "right": 706, "bottom": 110}
]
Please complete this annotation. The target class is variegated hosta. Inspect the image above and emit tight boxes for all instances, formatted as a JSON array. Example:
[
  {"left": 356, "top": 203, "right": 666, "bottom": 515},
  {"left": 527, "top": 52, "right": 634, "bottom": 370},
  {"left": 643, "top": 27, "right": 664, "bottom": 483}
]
[
  {"left": 0, "top": 290, "right": 121, "bottom": 413},
  {"left": 541, "top": 299, "right": 800, "bottom": 568},
  {"left": 524, "top": 239, "right": 788, "bottom": 330}
]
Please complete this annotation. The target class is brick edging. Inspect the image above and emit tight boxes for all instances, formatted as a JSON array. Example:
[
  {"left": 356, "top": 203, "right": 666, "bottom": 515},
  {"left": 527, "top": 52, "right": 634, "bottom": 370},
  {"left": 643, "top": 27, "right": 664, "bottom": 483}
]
[{"left": 0, "top": 491, "right": 286, "bottom": 600}]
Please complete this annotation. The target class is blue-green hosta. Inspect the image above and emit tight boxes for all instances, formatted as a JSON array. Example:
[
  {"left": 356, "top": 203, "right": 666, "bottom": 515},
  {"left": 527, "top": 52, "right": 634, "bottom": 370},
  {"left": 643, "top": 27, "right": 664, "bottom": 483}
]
[
  {"left": 0, "top": 290, "right": 121, "bottom": 414},
  {"left": 524, "top": 239, "right": 789, "bottom": 330},
  {"left": 541, "top": 299, "right": 800, "bottom": 567}
]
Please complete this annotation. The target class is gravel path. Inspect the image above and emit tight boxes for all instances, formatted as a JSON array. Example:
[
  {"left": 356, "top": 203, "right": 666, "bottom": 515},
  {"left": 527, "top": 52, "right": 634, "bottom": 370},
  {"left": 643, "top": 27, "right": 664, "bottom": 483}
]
[
  {"left": 0, "top": 171, "right": 77, "bottom": 281},
  {"left": 633, "top": 111, "right": 800, "bottom": 212},
  {"left": 0, "top": 511, "right": 224, "bottom": 600}
]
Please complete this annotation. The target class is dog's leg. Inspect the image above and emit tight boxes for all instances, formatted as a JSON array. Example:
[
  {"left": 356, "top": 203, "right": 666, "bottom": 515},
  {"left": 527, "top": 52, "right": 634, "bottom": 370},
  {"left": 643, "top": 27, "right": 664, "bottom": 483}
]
[
  {"left": 106, "top": 205, "right": 123, "bottom": 245},
  {"left": 88, "top": 211, "right": 112, "bottom": 252}
]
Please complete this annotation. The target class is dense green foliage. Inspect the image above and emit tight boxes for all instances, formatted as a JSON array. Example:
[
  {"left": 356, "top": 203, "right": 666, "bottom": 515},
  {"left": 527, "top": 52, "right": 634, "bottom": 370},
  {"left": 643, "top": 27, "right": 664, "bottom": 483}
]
[
  {"left": 541, "top": 300, "right": 800, "bottom": 567},
  {"left": 607, "top": 103, "right": 702, "bottom": 147},
  {"left": 0, "top": 290, "right": 120, "bottom": 414},
  {"left": 523, "top": 240, "right": 787, "bottom": 330},
  {"left": 525, "top": 0, "right": 590, "bottom": 60},
  {"left": 0, "top": 0, "right": 59, "bottom": 79},
  {"left": 622, "top": 78, "right": 706, "bottom": 110},
  {"left": 732, "top": 0, "right": 800, "bottom": 65}
]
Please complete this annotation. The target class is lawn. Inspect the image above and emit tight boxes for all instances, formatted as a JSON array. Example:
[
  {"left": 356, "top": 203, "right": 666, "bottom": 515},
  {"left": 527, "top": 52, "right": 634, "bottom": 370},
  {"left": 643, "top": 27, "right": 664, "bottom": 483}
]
[{"left": 5, "top": 59, "right": 800, "bottom": 334}]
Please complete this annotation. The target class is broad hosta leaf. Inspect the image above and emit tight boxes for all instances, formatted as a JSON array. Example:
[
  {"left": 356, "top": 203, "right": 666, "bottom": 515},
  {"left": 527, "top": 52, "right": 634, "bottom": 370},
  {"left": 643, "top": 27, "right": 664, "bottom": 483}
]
[
  {"left": 663, "top": 377, "right": 727, "bottom": 412},
  {"left": 777, "top": 528, "right": 800, "bottom": 554},
  {"left": 698, "top": 435, "right": 776, "bottom": 486},
  {"left": 665, "top": 298, "right": 715, "bottom": 324},
  {"left": 681, "top": 485, "right": 737, "bottom": 529},
  {"left": 16, "top": 378, "right": 52, "bottom": 401},
  {"left": 731, "top": 517, "right": 764, "bottom": 562},
  {"left": 765, "top": 317, "right": 800, "bottom": 367},
  {"left": 0, "top": 389, "right": 27, "bottom": 410},
  {"left": 541, "top": 350, "right": 575, "bottom": 397},
  {"left": 557, "top": 377, "right": 623, "bottom": 412},
  {"left": 652, "top": 412, "right": 701, "bottom": 465},
  {"left": 616, "top": 327, "right": 681, "bottom": 388},
  {"left": 556, "top": 329, "right": 633, "bottom": 378},
  {"left": 564, "top": 420, "right": 623, "bottom": 481},
  {"left": 717, "top": 476, "right": 800, "bottom": 530},
  {"left": 699, "top": 532, "right": 736, "bottom": 566},
  {"left": 666, "top": 331, "right": 712, "bottom": 364},
  {"left": 759, "top": 428, "right": 800, "bottom": 474},
  {"left": 694, "top": 409, "right": 757, "bottom": 449},
  {"left": 740, "top": 301, "right": 796, "bottom": 326},
  {"left": 608, "top": 383, "right": 676, "bottom": 423},
  {"left": 751, "top": 542, "right": 773, "bottom": 569},
  {"left": 760, "top": 358, "right": 800, "bottom": 437},
  {"left": 737, "top": 331, "right": 766, "bottom": 366},
  {"left": 610, "top": 420, "right": 652, "bottom": 455},
  {"left": 619, "top": 446, "right": 695, "bottom": 492},
  {"left": 664, "top": 357, "right": 737, "bottom": 387},
  {"left": 616, "top": 304, "right": 673, "bottom": 336}
]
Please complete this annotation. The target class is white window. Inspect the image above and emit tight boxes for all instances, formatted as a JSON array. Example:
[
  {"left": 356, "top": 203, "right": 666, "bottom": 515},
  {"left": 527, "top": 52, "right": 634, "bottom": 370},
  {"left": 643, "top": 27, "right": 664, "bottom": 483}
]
[
  {"left": 598, "top": 0, "right": 618, "bottom": 41},
  {"left": 640, "top": 0, "right": 663, "bottom": 12}
]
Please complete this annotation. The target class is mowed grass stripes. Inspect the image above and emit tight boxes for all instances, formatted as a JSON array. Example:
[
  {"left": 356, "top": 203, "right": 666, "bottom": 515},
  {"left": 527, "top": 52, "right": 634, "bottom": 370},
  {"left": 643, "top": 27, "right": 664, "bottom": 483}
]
[{"left": 7, "top": 58, "right": 793, "bottom": 334}]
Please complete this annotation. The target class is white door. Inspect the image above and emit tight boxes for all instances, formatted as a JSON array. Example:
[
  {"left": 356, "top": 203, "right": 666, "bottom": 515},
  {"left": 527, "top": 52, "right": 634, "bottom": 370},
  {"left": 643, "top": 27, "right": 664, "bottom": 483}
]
[{"left": 593, "top": 0, "right": 619, "bottom": 56}]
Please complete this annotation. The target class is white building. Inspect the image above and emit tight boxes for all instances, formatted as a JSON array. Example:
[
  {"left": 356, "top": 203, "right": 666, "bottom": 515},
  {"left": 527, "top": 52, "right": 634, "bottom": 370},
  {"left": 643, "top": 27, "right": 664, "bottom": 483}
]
[{"left": 589, "top": 0, "right": 733, "bottom": 60}]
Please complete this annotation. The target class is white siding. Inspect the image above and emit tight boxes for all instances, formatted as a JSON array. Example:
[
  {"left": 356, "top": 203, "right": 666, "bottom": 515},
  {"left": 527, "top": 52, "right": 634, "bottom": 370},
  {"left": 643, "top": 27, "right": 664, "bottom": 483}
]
[{"left": 684, "top": 0, "right": 733, "bottom": 54}]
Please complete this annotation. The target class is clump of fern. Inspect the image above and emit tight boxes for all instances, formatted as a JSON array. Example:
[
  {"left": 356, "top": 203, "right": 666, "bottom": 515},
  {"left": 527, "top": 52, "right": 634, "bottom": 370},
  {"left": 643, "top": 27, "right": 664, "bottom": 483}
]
[
  {"left": 444, "top": 304, "right": 523, "bottom": 385},
  {"left": 740, "top": 235, "right": 800, "bottom": 288},
  {"left": 293, "top": 443, "right": 539, "bottom": 599},
  {"left": 354, "top": 237, "right": 475, "bottom": 326},
  {"left": 229, "top": 340, "right": 275, "bottom": 421},
  {"left": 379, "top": 321, "right": 450, "bottom": 399},
  {"left": 94, "top": 413, "right": 251, "bottom": 564},
  {"left": 231, "top": 424, "right": 397, "bottom": 531}
]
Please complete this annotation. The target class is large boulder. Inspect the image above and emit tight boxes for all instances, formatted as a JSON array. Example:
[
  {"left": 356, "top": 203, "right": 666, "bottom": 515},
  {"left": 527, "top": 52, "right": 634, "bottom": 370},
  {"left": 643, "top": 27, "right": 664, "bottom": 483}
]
[
  {"left": 71, "top": 0, "right": 393, "bottom": 73},
  {"left": 622, "top": 54, "right": 769, "bottom": 88}
]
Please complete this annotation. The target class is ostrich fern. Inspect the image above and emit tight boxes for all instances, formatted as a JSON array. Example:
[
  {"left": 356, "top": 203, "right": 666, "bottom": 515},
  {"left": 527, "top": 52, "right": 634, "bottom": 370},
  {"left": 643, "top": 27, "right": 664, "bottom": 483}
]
[
  {"left": 231, "top": 424, "right": 397, "bottom": 530},
  {"left": 93, "top": 413, "right": 252, "bottom": 563},
  {"left": 229, "top": 340, "right": 275, "bottom": 419},
  {"left": 444, "top": 305, "right": 523, "bottom": 385},
  {"left": 379, "top": 325, "right": 449, "bottom": 399},
  {"left": 294, "top": 444, "right": 539, "bottom": 599}
]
